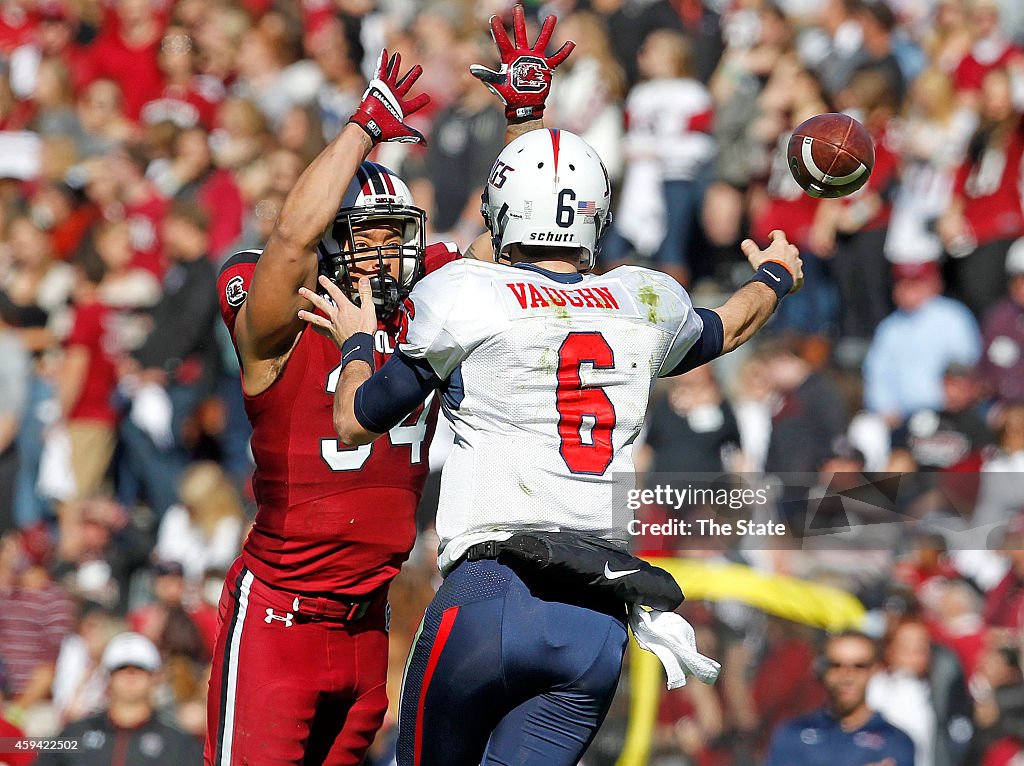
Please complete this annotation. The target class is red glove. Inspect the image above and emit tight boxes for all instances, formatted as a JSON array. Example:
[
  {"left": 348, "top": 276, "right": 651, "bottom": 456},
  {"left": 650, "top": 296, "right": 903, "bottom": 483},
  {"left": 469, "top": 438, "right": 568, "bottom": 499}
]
[
  {"left": 349, "top": 49, "right": 430, "bottom": 145},
  {"left": 470, "top": 4, "right": 575, "bottom": 123}
]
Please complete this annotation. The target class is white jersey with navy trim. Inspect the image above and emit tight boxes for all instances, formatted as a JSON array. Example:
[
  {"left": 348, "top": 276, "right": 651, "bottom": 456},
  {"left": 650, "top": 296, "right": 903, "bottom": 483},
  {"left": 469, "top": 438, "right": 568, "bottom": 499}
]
[{"left": 398, "top": 259, "right": 703, "bottom": 571}]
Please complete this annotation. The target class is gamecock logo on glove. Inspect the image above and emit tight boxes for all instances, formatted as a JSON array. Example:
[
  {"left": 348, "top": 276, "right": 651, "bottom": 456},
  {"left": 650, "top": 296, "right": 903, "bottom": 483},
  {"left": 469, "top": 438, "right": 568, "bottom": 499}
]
[{"left": 509, "top": 57, "right": 550, "bottom": 93}]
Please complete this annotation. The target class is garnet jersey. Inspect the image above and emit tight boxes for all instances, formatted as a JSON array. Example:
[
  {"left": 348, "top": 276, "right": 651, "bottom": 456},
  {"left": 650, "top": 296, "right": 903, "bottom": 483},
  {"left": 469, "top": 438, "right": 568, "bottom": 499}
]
[
  {"left": 397, "top": 259, "right": 703, "bottom": 572},
  {"left": 217, "top": 242, "right": 459, "bottom": 596}
]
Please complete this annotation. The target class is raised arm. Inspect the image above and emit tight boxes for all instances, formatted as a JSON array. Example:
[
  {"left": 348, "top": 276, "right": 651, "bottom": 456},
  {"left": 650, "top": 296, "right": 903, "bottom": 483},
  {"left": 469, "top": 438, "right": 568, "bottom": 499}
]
[
  {"left": 662, "top": 231, "right": 803, "bottom": 377},
  {"left": 235, "top": 50, "right": 430, "bottom": 369},
  {"left": 463, "top": 4, "right": 575, "bottom": 262},
  {"left": 717, "top": 232, "right": 803, "bottom": 352}
]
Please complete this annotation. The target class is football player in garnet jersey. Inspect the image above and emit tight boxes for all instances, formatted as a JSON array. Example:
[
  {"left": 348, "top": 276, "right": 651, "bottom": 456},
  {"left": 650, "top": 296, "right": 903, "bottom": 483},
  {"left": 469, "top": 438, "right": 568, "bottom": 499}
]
[
  {"left": 205, "top": 8, "right": 574, "bottom": 766},
  {"left": 301, "top": 128, "right": 802, "bottom": 766}
]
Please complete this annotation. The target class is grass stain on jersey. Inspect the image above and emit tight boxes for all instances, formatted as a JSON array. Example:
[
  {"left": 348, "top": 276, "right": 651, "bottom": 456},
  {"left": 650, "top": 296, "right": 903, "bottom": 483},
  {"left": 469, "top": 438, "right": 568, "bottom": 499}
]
[
  {"left": 638, "top": 285, "right": 661, "bottom": 323},
  {"left": 538, "top": 347, "right": 555, "bottom": 375}
]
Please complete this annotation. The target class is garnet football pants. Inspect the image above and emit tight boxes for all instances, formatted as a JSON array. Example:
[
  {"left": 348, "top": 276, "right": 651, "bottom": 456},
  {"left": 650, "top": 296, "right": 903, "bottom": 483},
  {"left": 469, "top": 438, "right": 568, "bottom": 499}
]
[
  {"left": 396, "top": 558, "right": 628, "bottom": 766},
  {"left": 205, "top": 558, "right": 389, "bottom": 766}
]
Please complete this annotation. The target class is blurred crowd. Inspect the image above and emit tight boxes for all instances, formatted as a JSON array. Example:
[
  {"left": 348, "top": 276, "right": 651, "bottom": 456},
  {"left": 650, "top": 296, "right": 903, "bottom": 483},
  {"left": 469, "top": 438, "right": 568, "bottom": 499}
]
[{"left": 0, "top": 0, "right": 1023, "bottom": 763}]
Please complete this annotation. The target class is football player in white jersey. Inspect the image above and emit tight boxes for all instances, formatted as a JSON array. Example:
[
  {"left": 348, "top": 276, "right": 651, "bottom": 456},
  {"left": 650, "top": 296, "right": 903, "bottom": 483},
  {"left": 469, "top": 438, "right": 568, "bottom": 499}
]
[{"left": 298, "top": 128, "right": 802, "bottom": 766}]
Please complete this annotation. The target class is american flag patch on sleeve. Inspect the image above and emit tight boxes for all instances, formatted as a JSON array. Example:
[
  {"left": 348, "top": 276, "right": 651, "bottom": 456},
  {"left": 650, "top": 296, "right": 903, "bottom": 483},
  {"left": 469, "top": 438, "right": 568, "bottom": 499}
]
[{"left": 577, "top": 200, "right": 597, "bottom": 215}]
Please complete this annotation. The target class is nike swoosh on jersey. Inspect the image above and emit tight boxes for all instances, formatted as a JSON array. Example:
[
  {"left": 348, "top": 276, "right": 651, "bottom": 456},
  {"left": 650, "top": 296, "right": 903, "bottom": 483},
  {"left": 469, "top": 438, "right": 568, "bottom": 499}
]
[{"left": 604, "top": 563, "right": 640, "bottom": 580}]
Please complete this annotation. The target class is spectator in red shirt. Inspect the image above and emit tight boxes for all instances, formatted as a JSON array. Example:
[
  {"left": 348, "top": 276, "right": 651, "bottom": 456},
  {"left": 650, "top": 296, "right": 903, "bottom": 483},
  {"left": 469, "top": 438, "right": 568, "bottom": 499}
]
[
  {"left": 108, "top": 145, "right": 169, "bottom": 277},
  {"left": 54, "top": 265, "right": 120, "bottom": 505},
  {"left": 983, "top": 512, "right": 1024, "bottom": 630},
  {"left": 939, "top": 68, "right": 1024, "bottom": 317},
  {"left": 139, "top": 25, "right": 222, "bottom": 130},
  {"left": 84, "top": 0, "right": 166, "bottom": 122},
  {"left": 954, "top": 0, "right": 1024, "bottom": 104},
  {"left": 152, "top": 127, "right": 243, "bottom": 260}
]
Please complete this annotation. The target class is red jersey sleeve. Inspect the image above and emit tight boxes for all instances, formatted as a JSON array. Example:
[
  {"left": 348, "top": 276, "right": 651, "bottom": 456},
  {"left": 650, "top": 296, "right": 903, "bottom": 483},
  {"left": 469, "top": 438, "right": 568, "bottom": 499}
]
[{"left": 423, "top": 241, "right": 461, "bottom": 275}]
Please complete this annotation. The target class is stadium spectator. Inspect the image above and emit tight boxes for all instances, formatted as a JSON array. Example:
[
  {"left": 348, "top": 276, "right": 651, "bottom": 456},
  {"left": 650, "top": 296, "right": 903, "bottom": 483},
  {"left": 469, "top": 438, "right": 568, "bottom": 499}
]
[
  {"left": 925, "top": 0, "right": 974, "bottom": 75},
  {"left": 605, "top": 30, "right": 716, "bottom": 281},
  {"left": 117, "top": 202, "right": 218, "bottom": 519},
  {"left": 0, "top": 313, "right": 29, "bottom": 533},
  {"left": 939, "top": 68, "right": 1024, "bottom": 316},
  {"left": 888, "top": 363, "right": 993, "bottom": 471},
  {"left": 28, "top": 58, "right": 80, "bottom": 141},
  {"left": 967, "top": 639, "right": 1024, "bottom": 765},
  {"left": 863, "top": 261, "right": 981, "bottom": 423},
  {"left": 926, "top": 577, "right": 988, "bottom": 679},
  {"left": 760, "top": 337, "right": 847, "bottom": 473},
  {"left": 703, "top": 2, "right": 790, "bottom": 257},
  {"left": 639, "top": 0, "right": 724, "bottom": 84},
  {"left": 807, "top": 0, "right": 866, "bottom": 98},
  {"left": 302, "top": 14, "right": 364, "bottom": 144},
  {"left": 0, "top": 527, "right": 75, "bottom": 727},
  {"left": 845, "top": 0, "right": 908, "bottom": 106},
  {"left": 634, "top": 30, "right": 715, "bottom": 285},
  {"left": 642, "top": 365, "right": 741, "bottom": 475},
  {"left": 978, "top": 239, "right": 1024, "bottom": 403},
  {"left": 953, "top": 0, "right": 1024, "bottom": 102},
  {"left": 84, "top": 0, "right": 166, "bottom": 122},
  {"left": 885, "top": 68, "right": 976, "bottom": 267},
  {"left": 51, "top": 601, "right": 117, "bottom": 725},
  {"left": 53, "top": 497, "right": 149, "bottom": 610},
  {"left": 140, "top": 25, "right": 222, "bottom": 131},
  {"left": 764, "top": 631, "right": 915, "bottom": 766},
  {"left": 3, "top": 213, "right": 74, "bottom": 527},
  {"left": 867, "top": 617, "right": 974, "bottom": 766},
  {"left": 36, "top": 632, "right": 204, "bottom": 766},
  {"left": 231, "top": 19, "right": 317, "bottom": 129},
  {"left": 982, "top": 513, "right": 1024, "bottom": 630},
  {"left": 154, "top": 461, "right": 245, "bottom": 583},
  {"left": 418, "top": 38, "right": 504, "bottom": 247},
  {"left": 546, "top": 11, "right": 626, "bottom": 182},
  {"left": 74, "top": 79, "right": 137, "bottom": 158},
  {"left": 151, "top": 126, "right": 243, "bottom": 260}
]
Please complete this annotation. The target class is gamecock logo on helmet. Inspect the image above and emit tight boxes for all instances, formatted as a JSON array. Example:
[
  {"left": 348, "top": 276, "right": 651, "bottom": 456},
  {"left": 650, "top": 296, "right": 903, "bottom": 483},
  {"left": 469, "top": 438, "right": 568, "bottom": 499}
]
[{"left": 510, "top": 57, "right": 549, "bottom": 93}]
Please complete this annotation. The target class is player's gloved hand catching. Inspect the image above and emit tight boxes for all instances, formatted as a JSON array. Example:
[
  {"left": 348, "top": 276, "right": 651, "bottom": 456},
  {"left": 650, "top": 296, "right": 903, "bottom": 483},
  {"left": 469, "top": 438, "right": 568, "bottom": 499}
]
[
  {"left": 741, "top": 230, "right": 804, "bottom": 294},
  {"left": 470, "top": 4, "right": 575, "bottom": 122},
  {"left": 349, "top": 48, "right": 430, "bottom": 145},
  {"left": 298, "top": 275, "right": 378, "bottom": 350}
]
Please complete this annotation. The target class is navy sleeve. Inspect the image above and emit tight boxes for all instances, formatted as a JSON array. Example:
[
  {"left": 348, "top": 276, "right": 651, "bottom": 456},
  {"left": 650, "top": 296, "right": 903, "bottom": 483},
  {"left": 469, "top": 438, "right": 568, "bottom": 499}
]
[
  {"left": 661, "top": 308, "right": 725, "bottom": 377},
  {"left": 353, "top": 351, "right": 444, "bottom": 434}
]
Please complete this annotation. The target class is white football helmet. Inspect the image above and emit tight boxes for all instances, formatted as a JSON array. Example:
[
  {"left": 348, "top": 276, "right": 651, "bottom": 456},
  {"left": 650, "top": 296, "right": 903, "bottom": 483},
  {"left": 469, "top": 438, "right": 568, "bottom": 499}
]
[
  {"left": 481, "top": 129, "right": 612, "bottom": 271},
  {"left": 317, "top": 161, "right": 425, "bottom": 316}
]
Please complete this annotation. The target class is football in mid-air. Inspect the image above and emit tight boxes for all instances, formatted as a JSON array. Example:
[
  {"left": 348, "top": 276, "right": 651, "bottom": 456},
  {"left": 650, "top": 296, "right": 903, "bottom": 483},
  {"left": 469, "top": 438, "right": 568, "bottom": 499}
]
[{"left": 787, "top": 113, "right": 874, "bottom": 198}]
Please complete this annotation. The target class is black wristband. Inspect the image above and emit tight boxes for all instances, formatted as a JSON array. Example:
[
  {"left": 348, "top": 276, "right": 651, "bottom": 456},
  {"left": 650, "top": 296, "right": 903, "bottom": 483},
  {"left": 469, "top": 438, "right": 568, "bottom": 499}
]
[
  {"left": 745, "top": 261, "right": 794, "bottom": 302},
  {"left": 340, "top": 332, "right": 375, "bottom": 370}
]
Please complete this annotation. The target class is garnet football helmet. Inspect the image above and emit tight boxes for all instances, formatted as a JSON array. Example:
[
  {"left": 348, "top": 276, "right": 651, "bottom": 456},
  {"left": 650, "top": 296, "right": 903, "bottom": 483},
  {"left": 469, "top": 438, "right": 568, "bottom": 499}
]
[{"left": 317, "top": 161, "right": 426, "bottom": 316}]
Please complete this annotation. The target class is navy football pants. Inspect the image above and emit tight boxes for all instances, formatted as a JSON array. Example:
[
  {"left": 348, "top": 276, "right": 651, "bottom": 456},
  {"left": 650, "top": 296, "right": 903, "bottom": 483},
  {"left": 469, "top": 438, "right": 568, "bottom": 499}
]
[{"left": 397, "top": 559, "right": 628, "bottom": 766}]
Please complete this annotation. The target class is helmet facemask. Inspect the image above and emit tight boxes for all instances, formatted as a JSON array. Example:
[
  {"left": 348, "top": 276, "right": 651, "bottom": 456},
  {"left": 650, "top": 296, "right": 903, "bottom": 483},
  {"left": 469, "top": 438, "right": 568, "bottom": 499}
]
[{"left": 317, "top": 203, "right": 426, "bottom": 318}]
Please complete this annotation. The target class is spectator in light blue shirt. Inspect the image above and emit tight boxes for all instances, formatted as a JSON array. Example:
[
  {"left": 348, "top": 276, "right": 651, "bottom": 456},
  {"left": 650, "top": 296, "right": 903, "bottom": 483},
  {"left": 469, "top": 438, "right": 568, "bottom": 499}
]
[
  {"left": 864, "top": 262, "right": 981, "bottom": 425},
  {"left": 764, "top": 631, "right": 915, "bottom": 766}
]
